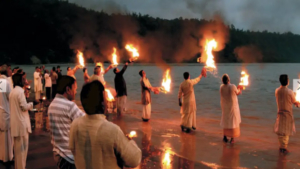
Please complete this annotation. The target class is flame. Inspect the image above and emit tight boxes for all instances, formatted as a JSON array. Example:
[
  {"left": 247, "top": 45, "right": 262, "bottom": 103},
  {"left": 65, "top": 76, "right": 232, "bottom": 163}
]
[
  {"left": 125, "top": 44, "right": 139, "bottom": 60},
  {"left": 204, "top": 39, "right": 217, "bottom": 70},
  {"left": 161, "top": 69, "right": 171, "bottom": 93},
  {"left": 296, "top": 90, "right": 300, "bottom": 102},
  {"left": 96, "top": 62, "right": 104, "bottom": 73},
  {"left": 162, "top": 151, "right": 171, "bottom": 167},
  {"left": 77, "top": 50, "right": 85, "bottom": 67},
  {"left": 129, "top": 131, "right": 137, "bottom": 138},
  {"left": 105, "top": 89, "right": 114, "bottom": 101},
  {"left": 112, "top": 47, "right": 118, "bottom": 66},
  {"left": 239, "top": 71, "right": 249, "bottom": 89}
]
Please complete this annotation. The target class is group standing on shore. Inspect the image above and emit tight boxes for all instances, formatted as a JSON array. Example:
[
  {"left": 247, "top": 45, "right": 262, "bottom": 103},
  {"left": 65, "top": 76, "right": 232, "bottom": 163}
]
[{"left": 0, "top": 62, "right": 299, "bottom": 169}]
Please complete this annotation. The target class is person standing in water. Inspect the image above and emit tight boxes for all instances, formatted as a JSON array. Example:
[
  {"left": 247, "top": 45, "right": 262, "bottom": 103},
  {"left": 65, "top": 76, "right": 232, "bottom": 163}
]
[
  {"left": 220, "top": 74, "right": 243, "bottom": 143},
  {"left": 274, "top": 74, "right": 300, "bottom": 154}
]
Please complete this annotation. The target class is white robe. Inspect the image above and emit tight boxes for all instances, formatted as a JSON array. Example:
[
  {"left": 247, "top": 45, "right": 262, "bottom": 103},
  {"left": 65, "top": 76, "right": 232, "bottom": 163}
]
[
  {"left": 33, "top": 71, "right": 42, "bottom": 92},
  {"left": 220, "top": 84, "right": 241, "bottom": 129},
  {"left": 178, "top": 77, "right": 201, "bottom": 128}
]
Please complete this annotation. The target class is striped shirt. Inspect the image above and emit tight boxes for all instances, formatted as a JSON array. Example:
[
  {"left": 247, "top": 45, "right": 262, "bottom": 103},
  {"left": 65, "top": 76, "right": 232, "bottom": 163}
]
[{"left": 48, "top": 94, "right": 85, "bottom": 163}]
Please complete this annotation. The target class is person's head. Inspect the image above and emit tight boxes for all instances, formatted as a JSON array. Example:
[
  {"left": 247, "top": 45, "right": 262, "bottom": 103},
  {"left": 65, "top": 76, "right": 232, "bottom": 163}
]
[
  {"left": 6, "top": 64, "right": 11, "bottom": 69},
  {"left": 6, "top": 64, "right": 12, "bottom": 77},
  {"left": 222, "top": 74, "right": 230, "bottom": 85},
  {"left": 57, "top": 66, "right": 61, "bottom": 71},
  {"left": 45, "top": 70, "right": 49, "bottom": 74},
  {"left": 183, "top": 72, "right": 190, "bottom": 80},
  {"left": 113, "top": 67, "right": 120, "bottom": 74},
  {"left": 42, "top": 65, "right": 45, "bottom": 69},
  {"left": 83, "top": 67, "right": 87, "bottom": 73},
  {"left": 17, "top": 69, "right": 23, "bottom": 74},
  {"left": 94, "top": 66, "right": 100, "bottom": 75},
  {"left": 52, "top": 67, "right": 56, "bottom": 72},
  {"left": 67, "top": 67, "right": 71, "bottom": 71},
  {"left": 35, "top": 66, "right": 40, "bottom": 72},
  {"left": 279, "top": 74, "right": 289, "bottom": 86},
  {"left": 56, "top": 76, "right": 77, "bottom": 101},
  {"left": 0, "top": 67, "right": 7, "bottom": 76},
  {"left": 139, "top": 70, "right": 146, "bottom": 77},
  {"left": 12, "top": 74, "right": 24, "bottom": 88},
  {"left": 12, "top": 67, "right": 19, "bottom": 74},
  {"left": 81, "top": 81, "right": 105, "bottom": 115}
]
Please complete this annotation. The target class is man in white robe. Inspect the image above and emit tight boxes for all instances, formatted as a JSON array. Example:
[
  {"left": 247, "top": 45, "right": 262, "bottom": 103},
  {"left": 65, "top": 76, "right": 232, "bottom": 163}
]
[
  {"left": 10, "top": 74, "right": 34, "bottom": 169},
  {"left": 0, "top": 69, "right": 13, "bottom": 163},
  {"left": 139, "top": 70, "right": 159, "bottom": 122},
  {"left": 34, "top": 67, "right": 42, "bottom": 101},
  {"left": 274, "top": 74, "right": 300, "bottom": 153},
  {"left": 178, "top": 68, "right": 206, "bottom": 133},
  {"left": 220, "top": 74, "right": 243, "bottom": 143}
]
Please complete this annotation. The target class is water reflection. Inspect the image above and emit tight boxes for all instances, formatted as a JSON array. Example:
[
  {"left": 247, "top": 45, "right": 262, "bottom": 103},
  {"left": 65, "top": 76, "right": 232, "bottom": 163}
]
[
  {"left": 178, "top": 133, "right": 196, "bottom": 169},
  {"left": 220, "top": 145, "right": 240, "bottom": 168}
]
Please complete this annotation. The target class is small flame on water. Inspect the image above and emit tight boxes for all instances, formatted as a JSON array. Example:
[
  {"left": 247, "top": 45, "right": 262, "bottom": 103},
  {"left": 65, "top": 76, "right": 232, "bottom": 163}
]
[
  {"left": 125, "top": 44, "right": 139, "bottom": 60},
  {"left": 162, "top": 151, "right": 171, "bottom": 167},
  {"left": 112, "top": 48, "right": 118, "bottom": 66},
  {"left": 77, "top": 50, "right": 85, "bottom": 67},
  {"left": 105, "top": 89, "right": 114, "bottom": 101},
  {"left": 161, "top": 69, "right": 171, "bottom": 93}
]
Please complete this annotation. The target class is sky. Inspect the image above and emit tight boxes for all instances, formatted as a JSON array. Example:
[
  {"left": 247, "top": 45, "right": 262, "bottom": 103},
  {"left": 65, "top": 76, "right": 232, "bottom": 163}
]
[{"left": 69, "top": 0, "right": 300, "bottom": 35}]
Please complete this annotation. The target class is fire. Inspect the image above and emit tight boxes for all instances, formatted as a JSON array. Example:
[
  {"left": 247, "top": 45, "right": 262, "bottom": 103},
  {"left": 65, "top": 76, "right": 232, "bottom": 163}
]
[
  {"left": 129, "top": 131, "right": 137, "bottom": 138},
  {"left": 125, "top": 44, "right": 139, "bottom": 60},
  {"left": 203, "top": 39, "right": 217, "bottom": 71},
  {"left": 96, "top": 62, "right": 104, "bottom": 73},
  {"left": 112, "top": 47, "right": 118, "bottom": 66},
  {"left": 77, "top": 50, "right": 85, "bottom": 67},
  {"left": 239, "top": 71, "right": 249, "bottom": 90},
  {"left": 296, "top": 90, "right": 300, "bottom": 102},
  {"left": 161, "top": 69, "right": 171, "bottom": 93},
  {"left": 105, "top": 89, "right": 114, "bottom": 101},
  {"left": 162, "top": 151, "right": 171, "bottom": 166}
]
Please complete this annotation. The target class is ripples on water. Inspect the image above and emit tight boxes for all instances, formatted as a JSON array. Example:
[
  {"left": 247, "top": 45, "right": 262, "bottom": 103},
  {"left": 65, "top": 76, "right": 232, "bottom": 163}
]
[{"left": 21, "top": 63, "right": 300, "bottom": 121}]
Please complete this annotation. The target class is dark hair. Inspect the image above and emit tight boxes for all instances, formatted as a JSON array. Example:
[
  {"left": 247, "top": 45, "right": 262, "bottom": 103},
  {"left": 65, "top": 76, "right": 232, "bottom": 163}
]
[
  {"left": 17, "top": 69, "right": 23, "bottom": 74},
  {"left": 0, "top": 69, "right": 7, "bottom": 76},
  {"left": 279, "top": 74, "right": 288, "bottom": 86},
  {"left": 12, "top": 74, "right": 23, "bottom": 88},
  {"left": 94, "top": 67, "right": 99, "bottom": 75},
  {"left": 52, "top": 67, "right": 56, "bottom": 71},
  {"left": 57, "top": 66, "right": 60, "bottom": 68},
  {"left": 183, "top": 72, "right": 189, "bottom": 80},
  {"left": 113, "top": 68, "right": 117, "bottom": 74},
  {"left": 83, "top": 67, "right": 87, "bottom": 72},
  {"left": 13, "top": 67, "right": 19, "bottom": 71},
  {"left": 81, "top": 81, "right": 105, "bottom": 115},
  {"left": 56, "top": 76, "right": 76, "bottom": 95},
  {"left": 222, "top": 74, "right": 229, "bottom": 84},
  {"left": 139, "top": 70, "right": 143, "bottom": 77},
  {"left": 67, "top": 67, "right": 70, "bottom": 70},
  {"left": 35, "top": 66, "right": 39, "bottom": 70},
  {"left": 6, "top": 64, "right": 11, "bottom": 67}
]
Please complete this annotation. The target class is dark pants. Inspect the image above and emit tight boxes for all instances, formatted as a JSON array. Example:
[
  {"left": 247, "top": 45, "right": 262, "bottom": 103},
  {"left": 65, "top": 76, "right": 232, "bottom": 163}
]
[
  {"left": 52, "top": 84, "right": 57, "bottom": 98},
  {"left": 46, "top": 87, "right": 51, "bottom": 99},
  {"left": 53, "top": 152, "right": 76, "bottom": 169}
]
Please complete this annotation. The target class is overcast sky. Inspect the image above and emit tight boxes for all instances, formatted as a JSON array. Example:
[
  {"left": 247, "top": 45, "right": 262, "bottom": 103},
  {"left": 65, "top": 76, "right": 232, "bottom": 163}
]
[{"left": 69, "top": 0, "right": 300, "bottom": 34}]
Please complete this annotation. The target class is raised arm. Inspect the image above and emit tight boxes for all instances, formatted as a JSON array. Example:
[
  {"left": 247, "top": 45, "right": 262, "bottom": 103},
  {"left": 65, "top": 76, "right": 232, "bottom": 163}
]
[
  {"left": 235, "top": 85, "right": 242, "bottom": 95},
  {"left": 18, "top": 91, "right": 33, "bottom": 111},
  {"left": 190, "top": 75, "right": 202, "bottom": 85},
  {"left": 104, "top": 65, "right": 113, "bottom": 74},
  {"left": 119, "top": 63, "right": 128, "bottom": 75},
  {"left": 114, "top": 127, "right": 142, "bottom": 168},
  {"left": 72, "top": 65, "right": 81, "bottom": 74}
]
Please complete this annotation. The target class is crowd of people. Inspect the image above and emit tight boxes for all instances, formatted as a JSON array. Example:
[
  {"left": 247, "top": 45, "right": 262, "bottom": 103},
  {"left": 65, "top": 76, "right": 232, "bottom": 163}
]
[{"left": 0, "top": 62, "right": 299, "bottom": 168}]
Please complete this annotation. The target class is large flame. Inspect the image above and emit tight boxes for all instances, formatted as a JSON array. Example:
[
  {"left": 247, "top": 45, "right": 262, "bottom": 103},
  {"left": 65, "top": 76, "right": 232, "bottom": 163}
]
[
  {"left": 125, "top": 44, "right": 139, "bottom": 60},
  {"left": 96, "top": 62, "right": 104, "bottom": 73},
  {"left": 162, "top": 151, "right": 171, "bottom": 167},
  {"left": 239, "top": 71, "right": 249, "bottom": 89},
  {"left": 77, "top": 50, "right": 85, "bottom": 67},
  {"left": 112, "top": 47, "right": 118, "bottom": 66},
  {"left": 204, "top": 39, "right": 217, "bottom": 70},
  {"left": 161, "top": 69, "right": 171, "bottom": 93},
  {"left": 105, "top": 89, "right": 114, "bottom": 101}
]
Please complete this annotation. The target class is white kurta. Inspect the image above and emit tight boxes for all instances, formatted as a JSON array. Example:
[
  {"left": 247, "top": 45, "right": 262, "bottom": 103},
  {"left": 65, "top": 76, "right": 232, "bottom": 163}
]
[
  {"left": 0, "top": 75, "right": 13, "bottom": 162},
  {"left": 33, "top": 71, "right": 42, "bottom": 92},
  {"left": 178, "top": 77, "right": 201, "bottom": 128},
  {"left": 274, "top": 86, "right": 296, "bottom": 136},
  {"left": 140, "top": 77, "right": 152, "bottom": 120},
  {"left": 220, "top": 84, "right": 241, "bottom": 129}
]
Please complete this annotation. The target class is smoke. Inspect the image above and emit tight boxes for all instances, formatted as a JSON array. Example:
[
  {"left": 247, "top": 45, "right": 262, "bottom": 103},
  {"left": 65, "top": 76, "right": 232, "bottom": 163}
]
[{"left": 234, "top": 45, "right": 263, "bottom": 63}]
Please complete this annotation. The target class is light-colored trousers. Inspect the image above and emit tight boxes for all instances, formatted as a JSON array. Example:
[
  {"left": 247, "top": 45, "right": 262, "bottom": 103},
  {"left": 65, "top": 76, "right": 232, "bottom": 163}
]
[
  {"left": 35, "top": 91, "right": 41, "bottom": 100},
  {"left": 0, "top": 129, "right": 13, "bottom": 162},
  {"left": 278, "top": 135, "right": 289, "bottom": 149},
  {"left": 180, "top": 110, "right": 196, "bottom": 129},
  {"left": 142, "top": 104, "right": 151, "bottom": 119},
  {"left": 116, "top": 96, "right": 127, "bottom": 115},
  {"left": 14, "top": 133, "right": 29, "bottom": 169}
]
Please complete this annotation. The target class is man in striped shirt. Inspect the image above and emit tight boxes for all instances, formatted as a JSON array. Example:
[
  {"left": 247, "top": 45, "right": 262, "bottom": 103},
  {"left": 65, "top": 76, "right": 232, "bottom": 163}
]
[{"left": 48, "top": 76, "right": 85, "bottom": 168}]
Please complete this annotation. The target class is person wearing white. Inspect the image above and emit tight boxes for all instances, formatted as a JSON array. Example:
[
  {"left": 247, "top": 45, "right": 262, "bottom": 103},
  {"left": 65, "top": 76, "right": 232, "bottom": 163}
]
[
  {"left": 139, "top": 70, "right": 159, "bottom": 122},
  {"left": 178, "top": 68, "right": 206, "bottom": 133},
  {"left": 45, "top": 70, "right": 52, "bottom": 100},
  {"left": 220, "top": 74, "right": 243, "bottom": 144},
  {"left": 89, "top": 65, "right": 113, "bottom": 86},
  {"left": 67, "top": 65, "right": 81, "bottom": 79},
  {"left": 10, "top": 74, "right": 33, "bottom": 169},
  {"left": 0, "top": 71, "right": 13, "bottom": 163},
  {"left": 33, "top": 67, "right": 42, "bottom": 101}
]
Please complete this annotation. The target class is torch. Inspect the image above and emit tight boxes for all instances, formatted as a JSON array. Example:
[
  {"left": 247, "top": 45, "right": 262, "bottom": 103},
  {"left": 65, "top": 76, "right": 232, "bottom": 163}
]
[
  {"left": 125, "top": 44, "right": 139, "bottom": 62},
  {"left": 239, "top": 71, "right": 249, "bottom": 90},
  {"left": 198, "top": 39, "right": 217, "bottom": 72},
  {"left": 159, "top": 69, "right": 171, "bottom": 94}
]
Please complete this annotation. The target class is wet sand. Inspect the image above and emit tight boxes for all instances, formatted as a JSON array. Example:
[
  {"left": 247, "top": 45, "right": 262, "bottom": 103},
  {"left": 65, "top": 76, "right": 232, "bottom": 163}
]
[{"left": 1, "top": 101, "right": 300, "bottom": 169}]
